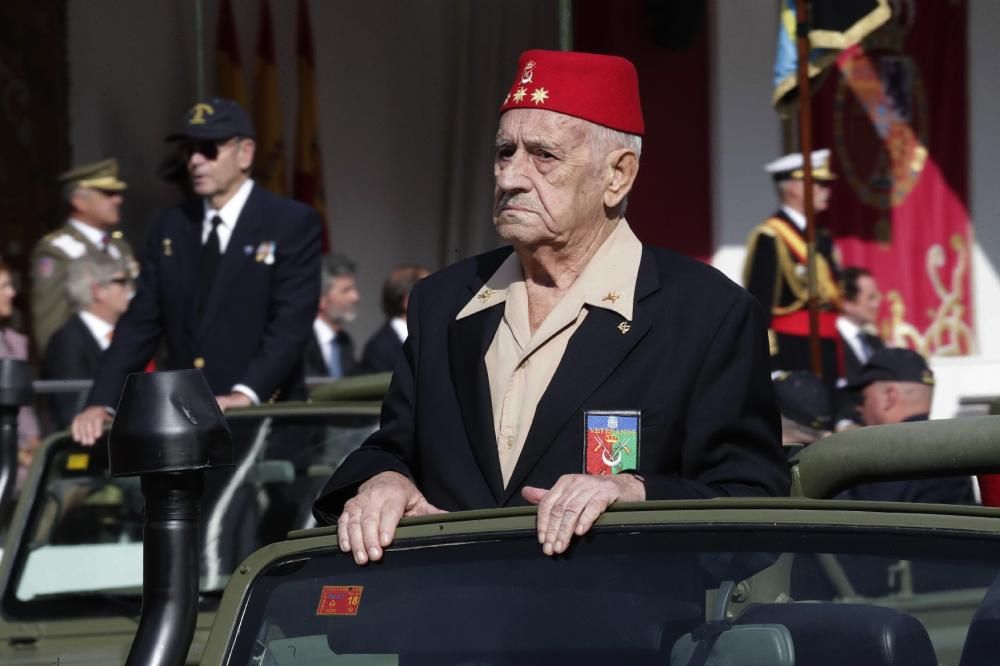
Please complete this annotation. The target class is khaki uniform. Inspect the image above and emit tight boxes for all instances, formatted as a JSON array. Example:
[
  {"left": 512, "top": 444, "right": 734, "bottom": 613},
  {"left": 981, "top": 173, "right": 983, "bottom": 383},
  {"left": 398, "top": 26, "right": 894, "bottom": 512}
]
[{"left": 30, "top": 223, "right": 136, "bottom": 354}]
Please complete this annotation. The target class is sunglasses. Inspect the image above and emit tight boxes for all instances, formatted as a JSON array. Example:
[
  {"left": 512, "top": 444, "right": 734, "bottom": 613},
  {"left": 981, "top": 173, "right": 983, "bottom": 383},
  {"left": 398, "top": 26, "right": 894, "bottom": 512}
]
[{"left": 180, "top": 138, "right": 238, "bottom": 161}]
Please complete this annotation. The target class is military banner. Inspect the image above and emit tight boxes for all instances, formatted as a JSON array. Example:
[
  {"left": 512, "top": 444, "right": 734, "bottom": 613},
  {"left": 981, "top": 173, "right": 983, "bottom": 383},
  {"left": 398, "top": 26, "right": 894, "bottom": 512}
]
[{"left": 813, "top": 0, "right": 973, "bottom": 356}]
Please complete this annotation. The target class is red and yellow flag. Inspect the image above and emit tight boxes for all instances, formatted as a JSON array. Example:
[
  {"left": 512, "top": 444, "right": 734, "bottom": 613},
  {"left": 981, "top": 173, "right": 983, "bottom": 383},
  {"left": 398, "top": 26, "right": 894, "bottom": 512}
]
[
  {"left": 215, "top": 0, "right": 247, "bottom": 105},
  {"left": 293, "top": 0, "right": 329, "bottom": 251},
  {"left": 253, "top": 0, "right": 285, "bottom": 194}
]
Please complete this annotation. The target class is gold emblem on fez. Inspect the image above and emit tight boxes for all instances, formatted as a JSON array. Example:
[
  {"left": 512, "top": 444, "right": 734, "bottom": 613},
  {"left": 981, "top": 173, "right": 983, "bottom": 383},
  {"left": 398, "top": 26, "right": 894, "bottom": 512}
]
[
  {"left": 531, "top": 87, "right": 549, "bottom": 105},
  {"left": 617, "top": 321, "right": 631, "bottom": 335},
  {"left": 477, "top": 288, "right": 496, "bottom": 302},
  {"left": 520, "top": 60, "right": 536, "bottom": 84},
  {"left": 512, "top": 87, "right": 528, "bottom": 103}
]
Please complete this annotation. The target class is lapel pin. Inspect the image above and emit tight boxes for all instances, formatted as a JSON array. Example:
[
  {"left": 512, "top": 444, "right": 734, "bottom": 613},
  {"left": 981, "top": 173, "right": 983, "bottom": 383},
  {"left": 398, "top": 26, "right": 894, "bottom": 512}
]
[
  {"left": 602, "top": 291, "right": 623, "bottom": 304},
  {"left": 477, "top": 288, "right": 496, "bottom": 302},
  {"left": 617, "top": 321, "right": 631, "bottom": 335},
  {"left": 162, "top": 238, "right": 173, "bottom": 256},
  {"left": 243, "top": 244, "right": 254, "bottom": 255}
]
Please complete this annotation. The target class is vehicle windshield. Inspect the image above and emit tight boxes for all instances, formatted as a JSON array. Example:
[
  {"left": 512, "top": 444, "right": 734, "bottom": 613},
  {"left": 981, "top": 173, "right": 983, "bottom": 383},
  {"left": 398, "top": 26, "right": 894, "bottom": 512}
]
[
  {"left": 225, "top": 520, "right": 1000, "bottom": 666},
  {"left": 1, "top": 405, "right": 378, "bottom": 620}
]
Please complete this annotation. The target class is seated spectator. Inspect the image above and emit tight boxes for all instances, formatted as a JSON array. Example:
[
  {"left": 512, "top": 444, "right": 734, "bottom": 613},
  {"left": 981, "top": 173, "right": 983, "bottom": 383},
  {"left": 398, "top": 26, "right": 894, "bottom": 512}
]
[
  {"left": 836, "top": 348, "right": 976, "bottom": 504},
  {"left": 305, "top": 253, "right": 360, "bottom": 379},
  {"left": 0, "top": 259, "right": 40, "bottom": 487},
  {"left": 43, "top": 254, "right": 133, "bottom": 429},
  {"left": 362, "top": 264, "right": 429, "bottom": 373},
  {"left": 773, "top": 370, "right": 833, "bottom": 454}
]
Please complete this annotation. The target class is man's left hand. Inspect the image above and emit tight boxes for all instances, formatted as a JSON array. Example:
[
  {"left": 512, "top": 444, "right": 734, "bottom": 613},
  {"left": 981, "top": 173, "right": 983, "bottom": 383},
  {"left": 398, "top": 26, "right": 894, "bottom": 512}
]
[
  {"left": 216, "top": 392, "right": 253, "bottom": 412},
  {"left": 521, "top": 473, "right": 645, "bottom": 556}
]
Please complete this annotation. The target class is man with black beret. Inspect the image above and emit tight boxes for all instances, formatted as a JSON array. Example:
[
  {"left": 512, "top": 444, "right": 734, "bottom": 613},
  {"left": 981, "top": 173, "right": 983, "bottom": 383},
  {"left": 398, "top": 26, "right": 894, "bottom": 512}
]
[
  {"left": 837, "top": 348, "right": 975, "bottom": 504},
  {"left": 72, "top": 98, "right": 321, "bottom": 443}
]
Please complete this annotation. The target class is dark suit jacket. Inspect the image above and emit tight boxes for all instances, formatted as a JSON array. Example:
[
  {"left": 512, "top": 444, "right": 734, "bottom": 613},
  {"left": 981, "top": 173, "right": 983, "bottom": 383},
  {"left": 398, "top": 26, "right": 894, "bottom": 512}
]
[
  {"left": 314, "top": 245, "right": 790, "bottom": 521},
  {"left": 361, "top": 321, "right": 403, "bottom": 373},
  {"left": 43, "top": 314, "right": 103, "bottom": 429},
  {"left": 87, "top": 184, "right": 321, "bottom": 407},
  {"left": 304, "top": 328, "right": 359, "bottom": 378}
]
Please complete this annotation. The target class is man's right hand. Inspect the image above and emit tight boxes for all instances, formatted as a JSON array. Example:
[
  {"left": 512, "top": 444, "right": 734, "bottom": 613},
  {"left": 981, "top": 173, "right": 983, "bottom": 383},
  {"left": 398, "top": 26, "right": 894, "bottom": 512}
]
[
  {"left": 338, "top": 471, "right": 444, "bottom": 565},
  {"left": 71, "top": 406, "right": 112, "bottom": 446}
]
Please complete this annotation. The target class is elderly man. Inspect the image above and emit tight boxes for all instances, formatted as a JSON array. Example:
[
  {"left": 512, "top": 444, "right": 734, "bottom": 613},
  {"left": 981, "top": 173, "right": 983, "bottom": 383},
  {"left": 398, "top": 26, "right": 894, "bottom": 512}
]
[
  {"left": 314, "top": 50, "right": 788, "bottom": 563},
  {"left": 43, "top": 254, "right": 133, "bottom": 429},
  {"left": 30, "top": 158, "right": 136, "bottom": 354},
  {"left": 71, "top": 98, "right": 321, "bottom": 444},
  {"left": 305, "top": 253, "right": 361, "bottom": 378},
  {"left": 743, "top": 150, "right": 842, "bottom": 384},
  {"left": 837, "top": 348, "right": 975, "bottom": 504}
]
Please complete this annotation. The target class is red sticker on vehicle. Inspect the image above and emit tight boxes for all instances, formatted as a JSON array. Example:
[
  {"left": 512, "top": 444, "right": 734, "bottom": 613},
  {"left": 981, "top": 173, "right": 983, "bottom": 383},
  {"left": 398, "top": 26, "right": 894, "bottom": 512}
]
[{"left": 316, "top": 585, "right": 363, "bottom": 616}]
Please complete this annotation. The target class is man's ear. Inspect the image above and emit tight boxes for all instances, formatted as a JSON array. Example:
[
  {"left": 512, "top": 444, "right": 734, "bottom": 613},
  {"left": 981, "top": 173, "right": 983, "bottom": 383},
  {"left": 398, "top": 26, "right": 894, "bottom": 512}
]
[
  {"left": 603, "top": 148, "right": 639, "bottom": 210},
  {"left": 882, "top": 384, "right": 899, "bottom": 413},
  {"left": 238, "top": 139, "right": 257, "bottom": 172}
]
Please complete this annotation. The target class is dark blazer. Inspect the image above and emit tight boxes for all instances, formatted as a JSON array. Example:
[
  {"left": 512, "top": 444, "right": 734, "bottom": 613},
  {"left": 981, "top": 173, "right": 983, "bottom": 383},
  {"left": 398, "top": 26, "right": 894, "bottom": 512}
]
[
  {"left": 43, "top": 314, "right": 103, "bottom": 429},
  {"left": 361, "top": 321, "right": 403, "bottom": 373},
  {"left": 304, "top": 328, "right": 359, "bottom": 378},
  {"left": 314, "top": 245, "right": 790, "bottom": 521},
  {"left": 87, "top": 184, "right": 321, "bottom": 407}
]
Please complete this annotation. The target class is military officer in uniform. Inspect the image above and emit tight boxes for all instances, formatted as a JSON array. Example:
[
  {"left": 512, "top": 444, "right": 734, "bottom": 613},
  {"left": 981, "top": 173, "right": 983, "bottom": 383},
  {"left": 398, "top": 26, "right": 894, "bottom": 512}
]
[
  {"left": 30, "top": 159, "right": 135, "bottom": 354},
  {"left": 743, "top": 149, "right": 842, "bottom": 385}
]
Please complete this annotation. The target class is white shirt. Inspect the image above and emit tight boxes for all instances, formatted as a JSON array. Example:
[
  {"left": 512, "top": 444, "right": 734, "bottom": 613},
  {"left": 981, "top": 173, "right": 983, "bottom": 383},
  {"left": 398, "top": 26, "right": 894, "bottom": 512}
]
[
  {"left": 201, "top": 179, "right": 255, "bottom": 253},
  {"left": 313, "top": 318, "right": 338, "bottom": 370},
  {"left": 69, "top": 218, "right": 122, "bottom": 259},
  {"left": 390, "top": 317, "right": 408, "bottom": 342},
  {"left": 836, "top": 316, "right": 871, "bottom": 364},
  {"left": 78, "top": 311, "right": 114, "bottom": 351},
  {"left": 780, "top": 205, "right": 807, "bottom": 232}
]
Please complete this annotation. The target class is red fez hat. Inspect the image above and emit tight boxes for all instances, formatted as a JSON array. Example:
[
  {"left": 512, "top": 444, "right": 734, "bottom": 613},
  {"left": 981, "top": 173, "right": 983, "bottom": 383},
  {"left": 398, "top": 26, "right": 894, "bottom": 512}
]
[{"left": 499, "top": 50, "right": 644, "bottom": 135}]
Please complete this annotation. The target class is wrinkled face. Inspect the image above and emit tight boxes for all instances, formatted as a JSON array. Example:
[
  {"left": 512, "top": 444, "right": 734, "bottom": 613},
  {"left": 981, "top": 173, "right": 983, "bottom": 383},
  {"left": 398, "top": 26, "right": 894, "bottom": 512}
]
[
  {"left": 185, "top": 137, "right": 255, "bottom": 200},
  {"left": 493, "top": 109, "right": 606, "bottom": 247},
  {"left": 320, "top": 275, "right": 360, "bottom": 325},
  {"left": 72, "top": 188, "right": 123, "bottom": 228},
  {"left": 843, "top": 275, "right": 882, "bottom": 326},
  {"left": 95, "top": 272, "right": 133, "bottom": 318},
  {"left": 0, "top": 270, "right": 14, "bottom": 318}
]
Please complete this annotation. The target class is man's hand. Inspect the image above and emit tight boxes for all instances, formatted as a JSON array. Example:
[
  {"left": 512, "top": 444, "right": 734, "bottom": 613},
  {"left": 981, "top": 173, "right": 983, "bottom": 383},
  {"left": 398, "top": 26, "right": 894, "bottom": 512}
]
[
  {"left": 522, "top": 473, "right": 645, "bottom": 556},
  {"left": 216, "top": 392, "right": 253, "bottom": 412},
  {"left": 71, "top": 406, "right": 113, "bottom": 446},
  {"left": 338, "top": 471, "right": 444, "bottom": 565}
]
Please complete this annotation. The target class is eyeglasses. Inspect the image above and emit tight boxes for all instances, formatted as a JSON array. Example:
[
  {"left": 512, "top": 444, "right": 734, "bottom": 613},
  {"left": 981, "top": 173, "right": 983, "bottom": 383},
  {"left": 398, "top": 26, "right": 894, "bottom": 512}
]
[
  {"left": 107, "top": 277, "right": 131, "bottom": 286},
  {"left": 180, "top": 138, "right": 238, "bottom": 161}
]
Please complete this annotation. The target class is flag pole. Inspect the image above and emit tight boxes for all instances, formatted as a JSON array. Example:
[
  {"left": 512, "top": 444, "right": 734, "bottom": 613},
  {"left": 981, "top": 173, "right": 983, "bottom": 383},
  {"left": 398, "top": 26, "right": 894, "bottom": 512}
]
[{"left": 795, "top": 0, "right": 823, "bottom": 376}]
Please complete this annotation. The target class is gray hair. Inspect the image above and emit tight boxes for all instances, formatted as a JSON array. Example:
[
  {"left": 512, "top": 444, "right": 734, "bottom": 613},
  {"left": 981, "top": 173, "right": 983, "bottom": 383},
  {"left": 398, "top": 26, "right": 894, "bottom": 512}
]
[
  {"left": 66, "top": 253, "right": 127, "bottom": 309},
  {"left": 320, "top": 253, "right": 357, "bottom": 294},
  {"left": 587, "top": 123, "right": 642, "bottom": 217}
]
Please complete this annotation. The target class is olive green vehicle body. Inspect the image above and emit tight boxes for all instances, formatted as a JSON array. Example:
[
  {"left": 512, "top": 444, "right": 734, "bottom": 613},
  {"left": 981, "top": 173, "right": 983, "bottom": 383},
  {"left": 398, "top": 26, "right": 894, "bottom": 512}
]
[{"left": 0, "top": 391, "right": 999, "bottom": 664}]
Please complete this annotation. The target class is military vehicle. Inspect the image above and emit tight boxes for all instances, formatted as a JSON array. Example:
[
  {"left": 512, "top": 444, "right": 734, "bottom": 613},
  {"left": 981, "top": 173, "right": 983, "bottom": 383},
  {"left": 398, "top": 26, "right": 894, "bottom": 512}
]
[{"left": 3, "top": 364, "right": 1000, "bottom": 665}]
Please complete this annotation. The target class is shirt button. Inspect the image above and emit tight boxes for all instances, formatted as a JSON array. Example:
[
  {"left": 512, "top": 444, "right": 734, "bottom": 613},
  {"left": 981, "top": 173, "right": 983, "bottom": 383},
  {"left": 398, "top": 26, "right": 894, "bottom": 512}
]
[{"left": 193, "top": 357, "right": 206, "bottom": 369}]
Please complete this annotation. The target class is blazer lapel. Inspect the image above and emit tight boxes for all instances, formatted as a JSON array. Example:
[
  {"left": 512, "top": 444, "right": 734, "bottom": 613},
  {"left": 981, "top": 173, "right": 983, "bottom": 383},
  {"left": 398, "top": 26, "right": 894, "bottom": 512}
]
[
  {"left": 503, "top": 251, "right": 661, "bottom": 501},
  {"left": 198, "top": 188, "right": 264, "bottom": 336}
]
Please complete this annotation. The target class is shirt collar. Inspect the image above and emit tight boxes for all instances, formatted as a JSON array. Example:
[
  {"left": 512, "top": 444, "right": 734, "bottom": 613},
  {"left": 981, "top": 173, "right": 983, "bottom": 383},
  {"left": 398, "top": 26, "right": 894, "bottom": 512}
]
[
  {"left": 781, "top": 205, "right": 807, "bottom": 232},
  {"left": 68, "top": 219, "right": 108, "bottom": 247},
  {"left": 78, "top": 310, "right": 114, "bottom": 348},
  {"left": 456, "top": 219, "right": 643, "bottom": 322},
  {"left": 836, "top": 315, "right": 862, "bottom": 341},
  {"left": 203, "top": 178, "right": 255, "bottom": 229},
  {"left": 314, "top": 317, "right": 336, "bottom": 344},
  {"left": 390, "top": 317, "right": 408, "bottom": 341}
]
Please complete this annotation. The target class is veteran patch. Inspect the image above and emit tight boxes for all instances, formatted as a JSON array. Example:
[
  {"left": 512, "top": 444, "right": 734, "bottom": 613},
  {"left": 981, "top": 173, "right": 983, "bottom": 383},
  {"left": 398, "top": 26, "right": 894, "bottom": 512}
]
[{"left": 584, "top": 410, "right": 639, "bottom": 475}]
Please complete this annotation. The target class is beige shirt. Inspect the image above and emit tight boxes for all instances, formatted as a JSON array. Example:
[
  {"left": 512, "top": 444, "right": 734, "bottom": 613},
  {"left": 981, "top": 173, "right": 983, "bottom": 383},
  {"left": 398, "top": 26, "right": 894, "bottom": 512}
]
[{"left": 455, "top": 220, "right": 643, "bottom": 486}]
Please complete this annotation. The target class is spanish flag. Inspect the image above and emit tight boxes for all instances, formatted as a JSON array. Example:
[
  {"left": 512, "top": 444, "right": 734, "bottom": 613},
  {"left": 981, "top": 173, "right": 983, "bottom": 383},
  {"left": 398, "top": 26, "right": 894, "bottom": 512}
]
[
  {"left": 253, "top": 0, "right": 286, "bottom": 194},
  {"left": 215, "top": 0, "right": 247, "bottom": 105},
  {"left": 293, "top": 0, "right": 329, "bottom": 251},
  {"left": 772, "top": 0, "right": 891, "bottom": 111}
]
